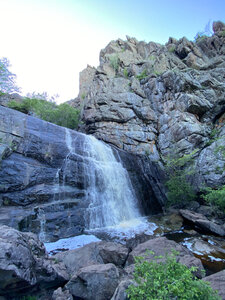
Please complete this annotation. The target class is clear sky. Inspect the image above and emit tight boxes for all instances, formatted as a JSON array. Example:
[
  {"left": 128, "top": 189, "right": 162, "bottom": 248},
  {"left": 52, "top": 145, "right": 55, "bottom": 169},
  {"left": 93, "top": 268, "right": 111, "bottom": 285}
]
[{"left": 1, "top": 0, "right": 224, "bottom": 103}]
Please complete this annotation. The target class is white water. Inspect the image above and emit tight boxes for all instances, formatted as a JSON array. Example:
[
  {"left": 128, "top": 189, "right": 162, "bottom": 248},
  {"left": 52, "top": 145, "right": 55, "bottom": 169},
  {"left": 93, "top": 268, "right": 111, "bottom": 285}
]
[{"left": 65, "top": 129, "right": 141, "bottom": 230}]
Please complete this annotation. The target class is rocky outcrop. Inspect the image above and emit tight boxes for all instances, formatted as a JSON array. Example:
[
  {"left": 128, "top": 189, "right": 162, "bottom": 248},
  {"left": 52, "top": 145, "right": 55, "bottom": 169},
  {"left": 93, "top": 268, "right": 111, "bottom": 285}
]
[
  {"left": 0, "top": 93, "right": 23, "bottom": 107},
  {"left": 126, "top": 236, "right": 204, "bottom": 278},
  {"left": 0, "top": 226, "right": 68, "bottom": 298},
  {"left": 0, "top": 105, "right": 165, "bottom": 241},
  {"left": 180, "top": 209, "right": 225, "bottom": 236},
  {"left": 74, "top": 21, "right": 225, "bottom": 189}
]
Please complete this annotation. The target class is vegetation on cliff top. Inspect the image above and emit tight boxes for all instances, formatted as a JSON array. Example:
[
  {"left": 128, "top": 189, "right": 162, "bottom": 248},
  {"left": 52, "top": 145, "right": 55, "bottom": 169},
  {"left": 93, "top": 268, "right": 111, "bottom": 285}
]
[
  {"left": 8, "top": 97, "right": 80, "bottom": 130},
  {"left": 0, "top": 57, "right": 20, "bottom": 94}
]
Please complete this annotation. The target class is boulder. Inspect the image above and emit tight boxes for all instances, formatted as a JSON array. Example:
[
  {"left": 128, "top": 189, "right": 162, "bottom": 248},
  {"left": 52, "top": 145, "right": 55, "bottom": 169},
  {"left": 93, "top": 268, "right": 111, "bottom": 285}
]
[
  {"left": 98, "top": 241, "right": 129, "bottom": 267},
  {"left": 53, "top": 241, "right": 129, "bottom": 276},
  {"left": 203, "top": 269, "right": 225, "bottom": 300},
  {"left": 180, "top": 209, "right": 225, "bottom": 236},
  {"left": 53, "top": 242, "right": 104, "bottom": 276},
  {"left": 111, "top": 279, "right": 133, "bottom": 300},
  {"left": 52, "top": 287, "right": 73, "bottom": 300},
  {"left": 0, "top": 226, "right": 68, "bottom": 297},
  {"left": 126, "top": 237, "right": 204, "bottom": 278},
  {"left": 66, "top": 263, "right": 120, "bottom": 300}
]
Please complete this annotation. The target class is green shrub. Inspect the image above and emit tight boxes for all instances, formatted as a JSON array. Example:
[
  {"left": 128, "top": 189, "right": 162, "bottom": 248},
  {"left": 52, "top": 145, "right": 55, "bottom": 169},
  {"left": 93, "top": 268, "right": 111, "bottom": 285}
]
[
  {"left": 127, "top": 252, "right": 221, "bottom": 300},
  {"left": 136, "top": 69, "right": 148, "bottom": 81},
  {"left": 166, "top": 173, "right": 196, "bottom": 205},
  {"left": 109, "top": 54, "right": 119, "bottom": 72},
  {"left": 164, "top": 150, "right": 198, "bottom": 206},
  {"left": 168, "top": 45, "right": 176, "bottom": 52},
  {"left": 203, "top": 185, "right": 225, "bottom": 212},
  {"left": 123, "top": 68, "right": 129, "bottom": 78},
  {"left": 8, "top": 98, "right": 80, "bottom": 129}
]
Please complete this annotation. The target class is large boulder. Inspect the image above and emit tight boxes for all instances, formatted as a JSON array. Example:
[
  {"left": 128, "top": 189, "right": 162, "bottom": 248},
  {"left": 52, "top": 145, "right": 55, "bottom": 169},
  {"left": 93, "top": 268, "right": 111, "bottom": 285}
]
[
  {"left": 180, "top": 209, "right": 225, "bottom": 236},
  {"left": 0, "top": 226, "right": 68, "bottom": 297},
  {"left": 66, "top": 263, "right": 120, "bottom": 300},
  {"left": 126, "top": 237, "right": 204, "bottom": 278},
  {"left": 203, "top": 269, "right": 225, "bottom": 300},
  {"left": 53, "top": 241, "right": 129, "bottom": 276}
]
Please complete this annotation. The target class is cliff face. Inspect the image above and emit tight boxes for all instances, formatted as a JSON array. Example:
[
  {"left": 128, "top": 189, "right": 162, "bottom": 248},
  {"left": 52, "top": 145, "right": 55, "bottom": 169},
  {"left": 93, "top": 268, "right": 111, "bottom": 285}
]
[
  {"left": 75, "top": 21, "right": 225, "bottom": 189},
  {"left": 0, "top": 106, "right": 165, "bottom": 241}
]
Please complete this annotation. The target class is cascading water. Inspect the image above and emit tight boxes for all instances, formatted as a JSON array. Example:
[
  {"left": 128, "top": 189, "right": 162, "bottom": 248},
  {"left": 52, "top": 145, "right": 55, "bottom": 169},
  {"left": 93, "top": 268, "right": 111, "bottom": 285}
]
[{"left": 65, "top": 129, "right": 141, "bottom": 230}]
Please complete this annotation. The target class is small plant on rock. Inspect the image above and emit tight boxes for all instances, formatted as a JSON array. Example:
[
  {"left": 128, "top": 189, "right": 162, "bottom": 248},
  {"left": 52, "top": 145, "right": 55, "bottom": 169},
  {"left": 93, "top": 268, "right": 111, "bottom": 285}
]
[
  {"left": 136, "top": 69, "right": 148, "bottom": 81},
  {"left": 109, "top": 54, "right": 119, "bottom": 73}
]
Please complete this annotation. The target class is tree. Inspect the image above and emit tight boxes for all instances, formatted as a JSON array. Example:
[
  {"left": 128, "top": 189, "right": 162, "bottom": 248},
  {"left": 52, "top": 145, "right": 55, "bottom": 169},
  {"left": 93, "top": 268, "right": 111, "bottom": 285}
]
[{"left": 0, "top": 57, "right": 20, "bottom": 93}]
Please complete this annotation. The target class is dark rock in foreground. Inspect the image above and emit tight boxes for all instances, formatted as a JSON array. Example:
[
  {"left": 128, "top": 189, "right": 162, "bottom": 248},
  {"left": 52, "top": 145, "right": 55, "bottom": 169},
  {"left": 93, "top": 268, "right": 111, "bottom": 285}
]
[{"left": 0, "top": 225, "right": 68, "bottom": 297}]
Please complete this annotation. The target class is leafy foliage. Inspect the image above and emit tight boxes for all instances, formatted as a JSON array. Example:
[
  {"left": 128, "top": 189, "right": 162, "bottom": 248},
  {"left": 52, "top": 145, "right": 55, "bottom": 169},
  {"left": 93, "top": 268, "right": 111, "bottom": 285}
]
[
  {"left": 8, "top": 97, "right": 80, "bottom": 129},
  {"left": 0, "top": 57, "right": 20, "bottom": 93},
  {"left": 109, "top": 54, "right": 119, "bottom": 72},
  {"left": 136, "top": 69, "right": 148, "bottom": 81},
  {"left": 164, "top": 150, "right": 198, "bottom": 206},
  {"left": 127, "top": 252, "right": 221, "bottom": 300},
  {"left": 203, "top": 185, "right": 225, "bottom": 213}
]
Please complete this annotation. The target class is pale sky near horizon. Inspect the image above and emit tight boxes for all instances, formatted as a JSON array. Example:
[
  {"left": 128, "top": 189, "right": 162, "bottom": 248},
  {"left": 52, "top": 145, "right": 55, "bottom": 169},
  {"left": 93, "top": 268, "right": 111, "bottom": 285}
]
[{"left": 1, "top": 0, "right": 225, "bottom": 103}]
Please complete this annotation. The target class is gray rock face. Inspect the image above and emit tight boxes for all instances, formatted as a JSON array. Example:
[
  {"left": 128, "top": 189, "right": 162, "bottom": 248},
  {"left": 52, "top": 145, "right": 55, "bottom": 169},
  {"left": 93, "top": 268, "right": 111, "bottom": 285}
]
[
  {"left": 0, "top": 105, "right": 165, "bottom": 241},
  {"left": 180, "top": 209, "right": 225, "bottom": 236},
  {"left": 75, "top": 21, "right": 225, "bottom": 189},
  {"left": 203, "top": 269, "right": 225, "bottom": 300},
  {"left": 0, "top": 226, "right": 68, "bottom": 297},
  {"left": 52, "top": 287, "right": 73, "bottom": 300},
  {"left": 66, "top": 263, "right": 120, "bottom": 300},
  {"left": 54, "top": 241, "right": 129, "bottom": 276}
]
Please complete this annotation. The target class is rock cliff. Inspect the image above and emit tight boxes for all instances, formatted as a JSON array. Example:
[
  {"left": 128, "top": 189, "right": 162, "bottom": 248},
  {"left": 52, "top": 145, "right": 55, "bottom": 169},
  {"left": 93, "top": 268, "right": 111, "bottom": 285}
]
[
  {"left": 0, "top": 106, "right": 165, "bottom": 241},
  {"left": 74, "top": 21, "right": 225, "bottom": 189}
]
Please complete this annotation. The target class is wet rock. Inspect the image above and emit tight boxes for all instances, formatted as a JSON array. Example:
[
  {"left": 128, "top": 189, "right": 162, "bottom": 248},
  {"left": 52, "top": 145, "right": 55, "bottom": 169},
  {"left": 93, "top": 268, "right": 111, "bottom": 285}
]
[
  {"left": 0, "top": 226, "right": 68, "bottom": 297},
  {"left": 0, "top": 105, "right": 164, "bottom": 240},
  {"left": 66, "top": 263, "right": 120, "bottom": 300},
  {"left": 180, "top": 209, "right": 225, "bottom": 236},
  {"left": 203, "top": 269, "right": 225, "bottom": 299}
]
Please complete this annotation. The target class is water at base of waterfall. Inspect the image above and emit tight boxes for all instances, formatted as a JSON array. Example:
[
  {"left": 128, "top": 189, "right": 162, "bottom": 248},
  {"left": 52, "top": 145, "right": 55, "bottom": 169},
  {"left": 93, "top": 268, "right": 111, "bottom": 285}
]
[{"left": 45, "top": 216, "right": 158, "bottom": 255}]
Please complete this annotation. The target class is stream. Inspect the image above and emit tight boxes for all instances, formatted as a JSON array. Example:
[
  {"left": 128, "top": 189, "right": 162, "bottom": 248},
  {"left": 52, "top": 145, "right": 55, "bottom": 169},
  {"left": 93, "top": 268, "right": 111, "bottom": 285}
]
[{"left": 45, "top": 212, "right": 225, "bottom": 276}]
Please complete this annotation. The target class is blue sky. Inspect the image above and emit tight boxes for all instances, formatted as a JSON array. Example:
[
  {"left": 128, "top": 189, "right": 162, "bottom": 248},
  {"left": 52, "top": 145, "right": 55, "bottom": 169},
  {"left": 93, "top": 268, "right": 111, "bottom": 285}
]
[{"left": 1, "top": 0, "right": 224, "bottom": 102}]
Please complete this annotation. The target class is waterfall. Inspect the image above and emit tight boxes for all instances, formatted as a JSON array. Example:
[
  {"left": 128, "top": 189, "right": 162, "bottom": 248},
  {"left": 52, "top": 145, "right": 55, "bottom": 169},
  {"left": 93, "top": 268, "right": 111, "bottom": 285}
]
[{"left": 65, "top": 129, "right": 141, "bottom": 229}]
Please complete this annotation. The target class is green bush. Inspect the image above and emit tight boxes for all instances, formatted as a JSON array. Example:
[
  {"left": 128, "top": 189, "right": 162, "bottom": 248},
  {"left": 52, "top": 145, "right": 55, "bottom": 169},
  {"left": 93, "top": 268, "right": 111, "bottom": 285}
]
[
  {"left": 8, "top": 98, "right": 80, "bottom": 129},
  {"left": 123, "top": 68, "right": 129, "bottom": 78},
  {"left": 203, "top": 185, "right": 225, "bottom": 212},
  {"left": 166, "top": 173, "right": 196, "bottom": 205},
  {"left": 164, "top": 150, "right": 198, "bottom": 206},
  {"left": 127, "top": 252, "right": 221, "bottom": 300},
  {"left": 136, "top": 69, "right": 148, "bottom": 81},
  {"left": 109, "top": 54, "right": 119, "bottom": 72}
]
